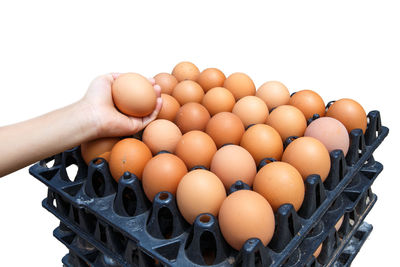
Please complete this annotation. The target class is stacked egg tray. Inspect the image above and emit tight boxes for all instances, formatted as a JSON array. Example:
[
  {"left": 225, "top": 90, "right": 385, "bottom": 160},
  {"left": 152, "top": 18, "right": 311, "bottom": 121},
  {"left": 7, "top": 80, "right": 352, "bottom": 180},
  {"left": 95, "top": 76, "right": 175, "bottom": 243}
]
[{"left": 29, "top": 110, "right": 388, "bottom": 267}]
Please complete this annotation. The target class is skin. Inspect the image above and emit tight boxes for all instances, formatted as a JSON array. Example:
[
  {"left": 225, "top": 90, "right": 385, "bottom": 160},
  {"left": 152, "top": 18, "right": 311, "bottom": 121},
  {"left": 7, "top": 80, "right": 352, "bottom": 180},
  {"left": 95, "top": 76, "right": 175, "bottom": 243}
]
[{"left": 0, "top": 73, "right": 162, "bottom": 177}]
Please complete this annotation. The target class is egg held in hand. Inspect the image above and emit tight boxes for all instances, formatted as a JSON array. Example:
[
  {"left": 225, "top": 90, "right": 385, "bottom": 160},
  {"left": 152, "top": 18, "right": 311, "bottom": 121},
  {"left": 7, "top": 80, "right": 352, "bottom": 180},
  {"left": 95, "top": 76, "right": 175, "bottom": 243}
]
[{"left": 112, "top": 73, "right": 157, "bottom": 117}]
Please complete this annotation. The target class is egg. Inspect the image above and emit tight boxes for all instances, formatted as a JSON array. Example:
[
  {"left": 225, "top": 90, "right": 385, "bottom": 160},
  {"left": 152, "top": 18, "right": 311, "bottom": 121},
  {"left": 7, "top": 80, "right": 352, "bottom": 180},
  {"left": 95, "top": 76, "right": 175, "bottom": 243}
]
[
  {"left": 240, "top": 124, "right": 283, "bottom": 165},
  {"left": 313, "top": 244, "right": 322, "bottom": 258},
  {"left": 326, "top": 98, "right": 367, "bottom": 133},
  {"left": 142, "top": 153, "right": 187, "bottom": 202},
  {"left": 205, "top": 112, "right": 245, "bottom": 148},
  {"left": 256, "top": 81, "right": 290, "bottom": 110},
  {"left": 81, "top": 137, "right": 119, "bottom": 164},
  {"left": 142, "top": 119, "right": 182, "bottom": 154},
  {"left": 232, "top": 96, "right": 269, "bottom": 127},
  {"left": 154, "top": 73, "right": 178, "bottom": 95},
  {"left": 175, "top": 103, "right": 210, "bottom": 133},
  {"left": 172, "top": 61, "right": 200, "bottom": 82},
  {"left": 266, "top": 105, "right": 307, "bottom": 142},
  {"left": 201, "top": 87, "right": 235, "bottom": 116},
  {"left": 289, "top": 90, "right": 325, "bottom": 119},
  {"left": 109, "top": 138, "right": 152, "bottom": 181},
  {"left": 282, "top": 136, "right": 331, "bottom": 182},
  {"left": 177, "top": 169, "right": 226, "bottom": 224},
  {"left": 305, "top": 117, "right": 349, "bottom": 156},
  {"left": 172, "top": 80, "right": 204, "bottom": 105},
  {"left": 196, "top": 68, "right": 226, "bottom": 92},
  {"left": 253, "top": 162, "right": 305, "bottom": 212},
  {"left": 157, "top": 94, "right": 180, "bottom": 121},
  {"left": 210, "top": 145, "right": 257, "bottom": 190},
  {"left": 175, "top": 130, "right": 217, "bottom": 169},
  {"left": 223, "top": 72, "right": 256, "bottom": 101},
  {"left": 218, "top": 190, "right": 275, "bottom": 250},
  {"left": 112, "top": 73, "right": 157, "bottom": 117},
  {"left": 335, "top": 215, "right": 344, "bottom": 231}
]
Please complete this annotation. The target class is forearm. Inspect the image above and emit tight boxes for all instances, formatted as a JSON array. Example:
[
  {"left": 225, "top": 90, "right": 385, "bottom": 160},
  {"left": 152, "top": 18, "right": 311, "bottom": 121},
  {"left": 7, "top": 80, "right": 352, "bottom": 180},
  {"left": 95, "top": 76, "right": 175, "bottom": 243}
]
[{"left": 0, "top": 101, "right": 98, "bottom": 177}]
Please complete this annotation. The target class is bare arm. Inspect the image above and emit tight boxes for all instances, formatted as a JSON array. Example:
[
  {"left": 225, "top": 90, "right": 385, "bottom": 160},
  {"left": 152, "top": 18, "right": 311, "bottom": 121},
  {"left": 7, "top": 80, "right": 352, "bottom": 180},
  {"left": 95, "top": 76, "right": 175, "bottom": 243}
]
[{"left": 0, "top": 73, "right": 162, "bottom": 177}]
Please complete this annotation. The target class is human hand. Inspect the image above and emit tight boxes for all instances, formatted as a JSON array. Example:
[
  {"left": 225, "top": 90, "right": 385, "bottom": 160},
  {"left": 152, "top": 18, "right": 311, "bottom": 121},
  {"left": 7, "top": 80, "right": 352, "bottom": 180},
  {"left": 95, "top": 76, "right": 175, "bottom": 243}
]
[{"left": 80, "top": 73, "right": 162, "bottom": 138}]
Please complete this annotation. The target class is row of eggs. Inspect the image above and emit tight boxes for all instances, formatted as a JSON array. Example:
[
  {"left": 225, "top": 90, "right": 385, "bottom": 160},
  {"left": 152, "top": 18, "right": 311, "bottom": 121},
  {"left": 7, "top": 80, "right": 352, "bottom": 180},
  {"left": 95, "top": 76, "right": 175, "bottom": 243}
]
[{"left": 81, "top": 61, "right": 367, "bottom": 251}]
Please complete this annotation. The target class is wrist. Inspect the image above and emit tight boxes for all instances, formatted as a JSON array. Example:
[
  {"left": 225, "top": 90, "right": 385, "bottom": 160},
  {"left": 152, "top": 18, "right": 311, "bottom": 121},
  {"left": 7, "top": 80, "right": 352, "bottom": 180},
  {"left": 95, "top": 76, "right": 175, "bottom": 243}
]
[{"left": 74, "top": 100, "right": 101, "bottom": 141}]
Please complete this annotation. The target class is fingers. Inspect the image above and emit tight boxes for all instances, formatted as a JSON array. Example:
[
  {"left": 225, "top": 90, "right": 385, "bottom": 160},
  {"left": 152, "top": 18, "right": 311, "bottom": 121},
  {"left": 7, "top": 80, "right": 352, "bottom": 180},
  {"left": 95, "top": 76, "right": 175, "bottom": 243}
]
[
  {"left": 142, "top": 97, "right": 163, "bottom": 127},
  {"left": 111, "top": 73, "right": 121, "bottom": 80},
  {"left": 148, "top": 77, "right": 156, "bottom": 86},
  {"left": 154, "top": 84, "right": 161, "bottom": 98}
]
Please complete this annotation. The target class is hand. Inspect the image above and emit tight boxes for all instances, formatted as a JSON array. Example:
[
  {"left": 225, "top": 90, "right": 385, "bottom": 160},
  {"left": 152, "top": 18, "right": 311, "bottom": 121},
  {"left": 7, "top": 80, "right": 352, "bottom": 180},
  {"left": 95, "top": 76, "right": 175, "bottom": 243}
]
[{"left": 81, "top": 73, "right": 162, "bottom": 138}]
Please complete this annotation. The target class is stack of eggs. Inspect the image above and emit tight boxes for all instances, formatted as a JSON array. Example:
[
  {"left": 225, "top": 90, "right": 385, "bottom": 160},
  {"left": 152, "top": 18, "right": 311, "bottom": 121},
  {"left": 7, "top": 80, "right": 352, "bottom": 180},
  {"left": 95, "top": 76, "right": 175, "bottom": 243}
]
[{"left": 80, "top": 61, "right": 368, "bottom": 252}]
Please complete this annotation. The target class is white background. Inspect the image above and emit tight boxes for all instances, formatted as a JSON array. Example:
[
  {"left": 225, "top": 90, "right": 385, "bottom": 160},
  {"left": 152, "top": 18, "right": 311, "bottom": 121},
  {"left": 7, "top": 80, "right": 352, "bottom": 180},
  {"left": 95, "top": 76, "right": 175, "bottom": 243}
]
[{"left": 0, "top": 1, "right": 398, "bottom": 266}]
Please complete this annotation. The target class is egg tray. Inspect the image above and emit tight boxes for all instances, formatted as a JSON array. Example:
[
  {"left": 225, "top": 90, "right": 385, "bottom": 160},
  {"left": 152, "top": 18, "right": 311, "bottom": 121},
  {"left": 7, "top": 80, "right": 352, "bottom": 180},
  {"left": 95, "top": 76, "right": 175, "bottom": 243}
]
[
  {"left": 60, "top": 221, "right": 373, "bottom": 267},
  {"left": 51, "top": 175, "right": 377, "bottom": 267},
  {"left": 29, "top": 110, "right": 388, "bottom": 267},
  {"left": 41, "top": 156, "right": 380, "bottom": 267}
]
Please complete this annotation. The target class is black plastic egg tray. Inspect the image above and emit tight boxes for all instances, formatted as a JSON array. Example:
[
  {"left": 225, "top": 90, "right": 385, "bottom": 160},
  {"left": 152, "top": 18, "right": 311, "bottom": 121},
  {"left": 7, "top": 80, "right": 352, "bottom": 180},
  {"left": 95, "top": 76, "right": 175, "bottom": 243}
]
[{"left": 29, "top": 110, "right": 388, "bottom": 267}]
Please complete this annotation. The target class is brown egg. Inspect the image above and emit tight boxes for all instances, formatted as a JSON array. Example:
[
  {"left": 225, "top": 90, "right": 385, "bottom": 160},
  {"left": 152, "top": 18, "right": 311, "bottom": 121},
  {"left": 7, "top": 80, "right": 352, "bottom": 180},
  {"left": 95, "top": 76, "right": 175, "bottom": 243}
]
[
  {"left": 326, "top": 98, "right": 367, "bottom": 133},
  {"left": 81, "top": 137, "right": 119, "bottom": 164},
  {"left": 240, "top": 124, "right": 283, "bottom": 165},
  {"left": 314, "top": 244, "right": 322, "bottom": 258},
  {"left": 142, "top": 153, "right": 187, "bottom": 202},
  {"left": 175, "top": 102, "right": 210, "bottom": 133},
  {"left": 157, "top": 94, "right": 180, "bottom": 121},
  {"left": 142, "top": 119, "right": 182, "bottom": 154},
  {"left": 232, "top": 96, "right": 269, "bottom": 127},
  {"left": 210, "top": 145, "right": 257, "bottom": 190},
  {"left": 202, "top": 87, "right": 235, "bottom": 116},
  {"left": 256, "top": 81, "right": 290, "bottom": 110},
  {"left": 335, "top": 215, "right": 344, "bottom": 231},
  {"left": 112, "top": 73, "right": 157, "bottom": 117},
  {"left": 196, "top": 68, "right": 226, "bottom": 92},
  {"left": 154, "top": 73, "right": 178, "bottom": 95},
  {"left": 172, "top": 80, "right": 204, "bottom": 105},
  {"left": 223, "top": 72, "right": 256, "bottom": 101},
  {"left": 109, "top": 138, "right": 152, "bottom": 181},
  {"left": 205, "top": 112, "right": 245, "bottom": 148},
  {"left": 177, "top": 169, "right": 226, "bottom": 224},
  {"left": 266, "top": 105, "right": 307, "bottom": 142},
  {"left": 172, "top": 61, "right": 200, "bottom": 82},
  {"left": 282, "top": 137, "right": 331, "bottom": 182},
  {"left": 175, "top": 130, "right": 217, "bottom": 169},
  {"left": 305, "top": 117, "right": 349, "bottom": 156},
  {"left": 289, "top": 90, "right": 326, "bottom": 119},
  {"left": 219, "top": 190, "right": 275, "bottom": 250},
  {"left": 253, "top": 162, "right": 305, "bottom": 212}
]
